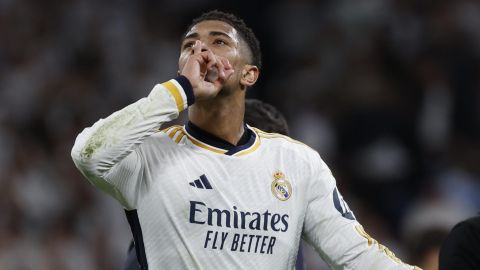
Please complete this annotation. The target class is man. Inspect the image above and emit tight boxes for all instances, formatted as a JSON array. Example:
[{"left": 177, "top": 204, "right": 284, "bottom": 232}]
[
  {"left": 72, "top": 10, "right": 419, "bottom": 269},
  {"left": 439, "top": 216, "right": 480, "bottom": 269},
  {"left": 121, "top": 99, "right": 304, "bottom": 269}
]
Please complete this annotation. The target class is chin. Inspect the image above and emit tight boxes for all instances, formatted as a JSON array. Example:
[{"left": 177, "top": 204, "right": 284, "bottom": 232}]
[{"left": 217, "top": 86, "right": 234, "bottom": 97}]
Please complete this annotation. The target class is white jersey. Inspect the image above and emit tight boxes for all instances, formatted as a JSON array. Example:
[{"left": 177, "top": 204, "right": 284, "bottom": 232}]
[{"left": 71, "top": 76, "right": 419, "bottom": 270}]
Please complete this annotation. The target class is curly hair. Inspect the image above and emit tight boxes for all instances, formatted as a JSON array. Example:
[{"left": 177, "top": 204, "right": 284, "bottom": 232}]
[
  {"left": 244, "top": 99, "right": 289, "bottom": 135},
  {"left": 184, "top": 10, "right": 262, "bottom": 69}
]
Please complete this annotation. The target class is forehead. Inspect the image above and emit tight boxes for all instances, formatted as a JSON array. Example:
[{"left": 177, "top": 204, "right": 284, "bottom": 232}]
[{"left": 184, "top": 20, "right": 239, "bottom": 41}]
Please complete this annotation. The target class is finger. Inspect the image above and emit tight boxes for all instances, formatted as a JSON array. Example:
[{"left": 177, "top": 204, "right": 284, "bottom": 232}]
[
  {"left": 192, "top": 40, "right": 202, "bottom": 55},
  {"left": 215, "top": 56, "right": 226, "bottom": 79},
  {"left": 220, "top": 57, "right": 232, "bottom": 70},
  {"left": 219, "top": 57, "right": 233, "bottom": 82},
  {"left": 224, "top": 69, "right": 235, "bottom": 81},
  {"left": 203, "top": 50, "right": 217, "bottom": 70}
]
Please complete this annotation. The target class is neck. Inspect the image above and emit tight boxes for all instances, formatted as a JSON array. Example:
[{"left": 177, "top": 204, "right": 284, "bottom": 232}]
[{"left": 188, "top": 92, "right": 245, "bottom": 145}]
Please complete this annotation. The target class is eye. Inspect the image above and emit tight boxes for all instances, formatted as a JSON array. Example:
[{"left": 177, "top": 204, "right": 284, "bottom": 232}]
[
  {"left": 213, "top": 39, "right": 227, "bottom": 46},
  {"left": 182, "top": 41, "right": 194, "bottom": 50}
]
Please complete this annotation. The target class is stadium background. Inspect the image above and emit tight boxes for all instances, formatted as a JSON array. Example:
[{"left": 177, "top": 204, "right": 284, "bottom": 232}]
[{"left": 1, "top": 0, "right": 479, "bottom": 269}]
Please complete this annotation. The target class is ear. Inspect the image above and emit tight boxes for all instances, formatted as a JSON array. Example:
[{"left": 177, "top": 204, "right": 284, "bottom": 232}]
[{"left": 240, "top": 65, "right": 260, "bottom": 88}]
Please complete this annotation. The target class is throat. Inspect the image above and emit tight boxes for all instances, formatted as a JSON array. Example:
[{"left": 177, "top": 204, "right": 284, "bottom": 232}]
[{"left": 188, "top": 98, "right": 246, "bottom": 145}]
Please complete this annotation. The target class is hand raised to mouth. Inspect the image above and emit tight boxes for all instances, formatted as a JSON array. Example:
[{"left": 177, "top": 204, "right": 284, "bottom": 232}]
[{"left": 180, "top": 40, "right": 234, "bottom": 101}]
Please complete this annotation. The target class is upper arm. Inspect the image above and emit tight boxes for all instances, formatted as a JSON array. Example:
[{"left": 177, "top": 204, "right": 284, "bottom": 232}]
[{"left": 302, "top": 154, "right": 362, "bottom": 268}]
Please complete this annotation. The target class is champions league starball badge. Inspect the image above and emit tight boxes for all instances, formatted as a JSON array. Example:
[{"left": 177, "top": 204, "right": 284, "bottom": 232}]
[{"left": 271, "top": 171, "right": 292, "bottom": 201}]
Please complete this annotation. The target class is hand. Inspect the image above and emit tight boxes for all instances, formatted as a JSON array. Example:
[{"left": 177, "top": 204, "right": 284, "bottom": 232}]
[{"left": 180, "top": 40, "right": 234, "bottom": 101}]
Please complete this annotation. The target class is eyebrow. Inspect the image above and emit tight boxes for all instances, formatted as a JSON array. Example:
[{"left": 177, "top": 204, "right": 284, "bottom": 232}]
[
  {"left": 183, "top": 31, "right": 233, "bottom": 41},
  {"left": 209, "top": 31, "right": 232, "bottom": 39}
]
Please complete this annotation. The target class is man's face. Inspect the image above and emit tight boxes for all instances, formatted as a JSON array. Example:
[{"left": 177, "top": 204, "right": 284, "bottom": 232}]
[{"left": 179, "top": 20, "right": 251, "bottom": 91}]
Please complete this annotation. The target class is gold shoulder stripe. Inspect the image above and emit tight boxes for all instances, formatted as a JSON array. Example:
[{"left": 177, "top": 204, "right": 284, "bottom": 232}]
[
  {"left": 253, "top": 129, "right": 279, "bottom": 136},
  {"left": 160, "top": 127, "right": 172, "bottom": 133},
  {"left": 254, "top": 128, "right": 288, "bottom": 139},
  {"left": 161, "top": 125, "right": 178, "bottom": 134},
  {"left": 255, "top": 129, "right": 306, "bottom": 146},
  {"left": 162, "top": 81, "right": 184, "bottom": 111},
  {"left": 168, "top": 126, "right": 183, "bottom": 139},
  {"left": 160, "top": 125, "right": 185, "bottom": 144},
  {"left": 175, "top": 131, "right": 186, "bottom": 144},
  {"left": 160, "top": 125, "right": 184, "bottom": 144}
]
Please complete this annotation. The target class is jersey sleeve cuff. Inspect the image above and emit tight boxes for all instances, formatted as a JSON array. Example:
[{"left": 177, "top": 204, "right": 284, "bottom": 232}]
[
  {"left": 174, "top": 75, "right": 195, "bottom": 106},
  {"left": 161, "top": 76, "right": 195, "bottom": 112}
]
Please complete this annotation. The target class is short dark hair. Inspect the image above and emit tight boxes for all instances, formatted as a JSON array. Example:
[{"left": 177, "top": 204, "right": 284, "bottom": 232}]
[
  {"left": 185, "top": 10, "right": 262, "bottom": 69},
  {"left": 245, "top": 99, "right": 289, "bottom": 135}
]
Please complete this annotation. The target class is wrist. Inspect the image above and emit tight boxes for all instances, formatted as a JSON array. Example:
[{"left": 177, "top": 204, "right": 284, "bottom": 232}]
[
  {"left": 160, "top": 76, "right": 195, "bottom": 112},
  {"left": 174, "top": 75, "right": 195, "bottom": 106}
]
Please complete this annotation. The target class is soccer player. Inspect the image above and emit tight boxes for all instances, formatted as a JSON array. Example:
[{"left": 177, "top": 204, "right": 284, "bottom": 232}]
[
  {"left": 121, "top": 99, "right": 303, "bottom": 269},
  {"left": 72, "top": 10, "right": 419, "bottom": 269}
]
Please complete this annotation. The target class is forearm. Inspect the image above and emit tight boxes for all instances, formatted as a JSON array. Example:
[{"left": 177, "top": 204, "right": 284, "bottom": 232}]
[
  {"left": 71, "top": 76, "right": 193, "bottom": 182},
  {"left": 303, "top": 153, "right": 420, "bottom": 270},
  {"left": 351, "top": 224, "right": 421, "bottom": 270},
  {"left": 305, "top": 205, "right": 419, "bottom": 270}
]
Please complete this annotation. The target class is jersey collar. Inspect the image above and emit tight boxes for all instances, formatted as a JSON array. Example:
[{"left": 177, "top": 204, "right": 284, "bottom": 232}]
[{"left": 184, "top": 121, "right": 260, "bottom": 156}]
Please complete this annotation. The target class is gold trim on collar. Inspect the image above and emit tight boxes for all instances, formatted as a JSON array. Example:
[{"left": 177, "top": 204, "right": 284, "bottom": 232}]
[
  {"left": 234, "top": 132, "right": 261, "bottom": 156},
  {"left": 184, "top": 127, "right": 228, "bottom": 154}
]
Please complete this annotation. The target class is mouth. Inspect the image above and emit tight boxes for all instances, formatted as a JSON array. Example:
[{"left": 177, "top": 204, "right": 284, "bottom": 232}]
[{"left": 205, "top": 66, "right": 219, "bottom": 83}]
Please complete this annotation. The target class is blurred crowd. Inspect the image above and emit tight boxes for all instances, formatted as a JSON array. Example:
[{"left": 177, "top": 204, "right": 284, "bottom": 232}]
[{"left": 1, "top": 0, "right": 479, "bottom": 269}]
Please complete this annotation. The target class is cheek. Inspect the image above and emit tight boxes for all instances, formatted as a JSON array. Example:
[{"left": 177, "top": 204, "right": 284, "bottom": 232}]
[
  {"left": 222, "top": 49, "right": 241, "bottom": 71},
  {"left": 178, "top": 52, "right": 189, "bottom": 70},
  {"left": 228, "top": 47, "right": 241, "bottom": 63}
]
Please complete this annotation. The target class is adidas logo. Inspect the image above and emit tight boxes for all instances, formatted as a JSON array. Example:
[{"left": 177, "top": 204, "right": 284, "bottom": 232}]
[{"left": 189, "top": 174, "right": 213, "bottom": 189}]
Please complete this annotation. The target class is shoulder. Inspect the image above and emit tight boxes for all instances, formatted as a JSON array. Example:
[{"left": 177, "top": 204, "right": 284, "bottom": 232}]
[
  {"left": 440, "top": 216, "right": 480, "bottom": 268},
  {"left": 253, "top": 127, "right": 334, "bottom": 190},
  {"left": 141, "top": 125, "right": 186, "bottom": 149},
  {"left": 254, "top": 127, "right": 317, "bottom": 154},
  {"left": 446, "top": 216, "right": 480, "bottom": 242},
  {"left": 253, "top": 127, "right": 322, "bottom": 165},
  {"left": 454, "top": 216, "right": 480, "bottom": 229},
  {"left": 160, "top": 125, "right": 187, "bottom": 143}
]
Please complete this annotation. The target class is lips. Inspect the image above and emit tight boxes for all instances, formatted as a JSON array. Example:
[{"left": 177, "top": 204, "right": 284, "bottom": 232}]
[{"left": 206, "top": 66, "right": 219, "bottom": 83}]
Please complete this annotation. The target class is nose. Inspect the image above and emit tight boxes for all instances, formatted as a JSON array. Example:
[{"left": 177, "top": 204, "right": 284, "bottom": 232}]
[
  {"left": 199, "top": 41, "right": 210, "bottom": 51},
  {"left": 191, "top": 40, "right": 211, "bottom": 54}
]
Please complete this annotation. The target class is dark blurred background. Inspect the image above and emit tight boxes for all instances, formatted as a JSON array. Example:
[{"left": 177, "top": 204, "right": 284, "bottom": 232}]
[{"left": 1, "top": 0, "right": 479, "bottom": 269}]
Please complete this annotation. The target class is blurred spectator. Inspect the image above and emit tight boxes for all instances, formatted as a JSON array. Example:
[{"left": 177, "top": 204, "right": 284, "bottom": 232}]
[{"left": 439, "top": 216, "right": 480, "bottom": 270}]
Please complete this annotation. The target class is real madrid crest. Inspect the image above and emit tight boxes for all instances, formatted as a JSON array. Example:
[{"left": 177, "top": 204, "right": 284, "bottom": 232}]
[{"left": 271, "top": 171, "right": 292, "bottom": 201}]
